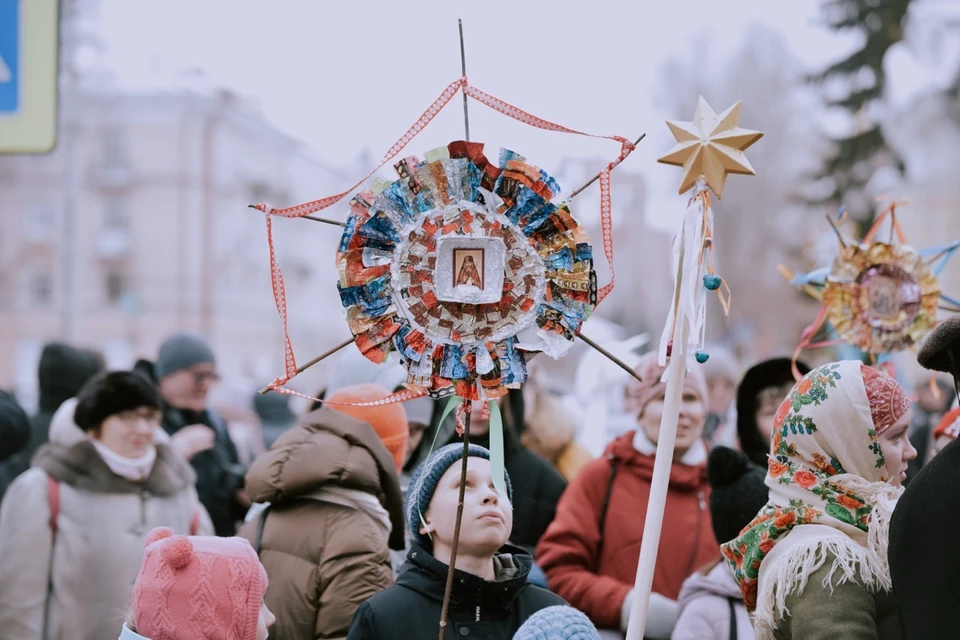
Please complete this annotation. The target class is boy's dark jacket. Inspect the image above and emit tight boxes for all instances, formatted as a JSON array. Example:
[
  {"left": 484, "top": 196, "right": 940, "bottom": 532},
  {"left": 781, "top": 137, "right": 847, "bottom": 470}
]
[{"left": 347, "top": 542, "right": 564, "bottom": 639}]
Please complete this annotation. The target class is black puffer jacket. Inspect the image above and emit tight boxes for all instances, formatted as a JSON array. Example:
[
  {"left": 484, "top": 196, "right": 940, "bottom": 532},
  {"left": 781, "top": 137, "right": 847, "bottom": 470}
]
[{"left": 347, "top": 543, "right": 564, "bottom": 639}]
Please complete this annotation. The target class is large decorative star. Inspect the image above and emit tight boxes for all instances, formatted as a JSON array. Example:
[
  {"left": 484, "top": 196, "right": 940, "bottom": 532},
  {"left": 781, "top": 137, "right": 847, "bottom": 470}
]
[{"left": 658, "top": 97, "right": 763, "bottom": 199}]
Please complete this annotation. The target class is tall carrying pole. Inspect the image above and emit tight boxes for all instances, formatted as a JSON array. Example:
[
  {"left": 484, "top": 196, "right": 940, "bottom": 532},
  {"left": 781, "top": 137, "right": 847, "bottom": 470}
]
[
  {"left": 438, "top": 409, "right": 472, "bottom": 640},
  {"left": 437, "top": 22, "right": 473, "bottom": 640},
  {"left": 624, "top": 326, "right": 688, "bottom": 638},
  {"left": 60, "top": 105, "right": 80, "bottom": 343},
  {"left": 625, "top": 222, "right": 691, "bottom": 638},
  {"left": 626, "top": 96, "right": 763, "bottom": 638},
  {"left": 458, "top": 19, "right": 470, "bottom": 142}
]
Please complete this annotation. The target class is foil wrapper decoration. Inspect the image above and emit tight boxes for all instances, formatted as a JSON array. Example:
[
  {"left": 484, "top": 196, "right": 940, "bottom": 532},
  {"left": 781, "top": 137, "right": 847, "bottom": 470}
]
[
  {"left": 822, "top": 242, "right": 939, "bottom": 353},
  {"left": 336, "top": 141, "right": 595, "bottom": 399}
]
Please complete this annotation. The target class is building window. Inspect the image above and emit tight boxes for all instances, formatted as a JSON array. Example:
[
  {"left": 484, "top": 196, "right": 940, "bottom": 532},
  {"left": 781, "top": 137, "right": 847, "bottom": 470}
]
[
  {"left": 103, "top": 197, "right": 127, "bottom": 231},
  {"left": 103, "top": 128, "right": 127, "bottom": 168},
  {"left": 105, "top": 271, "right": 125, "bottom": 303},
  {"left": 26, "top": 198, "right": 56, "bottom": 240},
  {"left": 29, "top": 273, "right": 52, "bottom": 307}
]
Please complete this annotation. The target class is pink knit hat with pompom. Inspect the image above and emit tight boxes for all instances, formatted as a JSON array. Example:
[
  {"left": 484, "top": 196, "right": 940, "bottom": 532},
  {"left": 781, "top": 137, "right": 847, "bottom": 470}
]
[{"left": 132, "top": 527, "right": 268, "bottom": 640}]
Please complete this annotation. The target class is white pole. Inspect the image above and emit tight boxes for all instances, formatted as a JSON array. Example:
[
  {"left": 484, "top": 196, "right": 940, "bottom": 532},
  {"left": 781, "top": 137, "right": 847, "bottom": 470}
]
[
  {"left": 624, "top": 322, "right": 689, "bottom": 640},
  {"left": 59, "top": 92, "right": 80, "bottom": 343}
]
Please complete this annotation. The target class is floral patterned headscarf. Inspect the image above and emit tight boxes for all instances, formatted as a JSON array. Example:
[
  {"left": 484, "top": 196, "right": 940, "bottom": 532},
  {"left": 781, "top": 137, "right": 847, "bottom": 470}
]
[{"left": 720, "top": 361, "right": 910, "bottom": 625}]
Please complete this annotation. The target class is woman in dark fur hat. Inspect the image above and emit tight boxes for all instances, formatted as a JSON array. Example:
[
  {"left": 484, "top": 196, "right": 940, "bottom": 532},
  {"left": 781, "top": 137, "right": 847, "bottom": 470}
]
[
  {"left": 0, "top": 371, "right": 211, "bottom": 639},
  {"left": 735, "top": 358, "right": 811, "bottom": 467}
]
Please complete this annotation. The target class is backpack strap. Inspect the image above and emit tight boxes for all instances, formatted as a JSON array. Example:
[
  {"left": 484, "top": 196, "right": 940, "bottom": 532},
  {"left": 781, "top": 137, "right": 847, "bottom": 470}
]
[
  {"left": 253, "top": 505, "right": 271, "bottom": 557},
  {"left": 189, "top": 505, "right": 201, "bottom": 536},
  {"left": 47, "top": 475, "right": 60, "bottom": 536},
  {"left": 728, "top": 597, "right": 738, "bottom": 640},
  {"left": 43, "top": 476, "right": 60, "bottom": 640},
  {"left": 596, "top": 455, "right": 618, "bottom": 557},
  {"left": 599, "top": 454, "right": 618, "bottom": 530}
]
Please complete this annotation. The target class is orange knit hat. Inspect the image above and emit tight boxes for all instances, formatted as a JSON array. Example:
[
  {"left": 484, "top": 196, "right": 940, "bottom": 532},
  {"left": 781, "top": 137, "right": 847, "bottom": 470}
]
[{"left": 326, "top": 383, "right": 408, "bottom": 471}]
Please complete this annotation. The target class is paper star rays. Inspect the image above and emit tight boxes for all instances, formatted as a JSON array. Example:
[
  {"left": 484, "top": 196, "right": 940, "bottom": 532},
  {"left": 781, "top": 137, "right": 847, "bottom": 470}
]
[{"left": 658, "top": 97, "right": 764, "bottom": 198}]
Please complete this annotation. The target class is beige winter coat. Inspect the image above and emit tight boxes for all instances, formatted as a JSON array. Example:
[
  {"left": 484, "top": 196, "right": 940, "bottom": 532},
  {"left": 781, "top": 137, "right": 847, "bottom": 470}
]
[{"left": 0, "top": 407, "right": 212, "bottom": 640}]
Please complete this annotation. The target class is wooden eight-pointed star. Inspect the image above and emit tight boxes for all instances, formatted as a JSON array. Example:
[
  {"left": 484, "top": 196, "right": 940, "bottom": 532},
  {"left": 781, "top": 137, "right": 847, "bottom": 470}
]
[{"left": 657, "top": 96, "right": 763, "bottom": 199}]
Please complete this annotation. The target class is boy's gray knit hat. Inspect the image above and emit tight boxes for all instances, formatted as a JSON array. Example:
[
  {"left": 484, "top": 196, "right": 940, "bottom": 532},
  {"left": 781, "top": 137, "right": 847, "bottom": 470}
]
[{"left": 406, "top": 443, "right": 512, "bottom": 549}]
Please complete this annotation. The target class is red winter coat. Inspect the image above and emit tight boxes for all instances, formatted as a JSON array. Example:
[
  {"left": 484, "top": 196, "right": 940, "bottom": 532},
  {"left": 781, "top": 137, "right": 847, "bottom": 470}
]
[{"left": 535, "top": 431, "right": 719, "bottom": 629}]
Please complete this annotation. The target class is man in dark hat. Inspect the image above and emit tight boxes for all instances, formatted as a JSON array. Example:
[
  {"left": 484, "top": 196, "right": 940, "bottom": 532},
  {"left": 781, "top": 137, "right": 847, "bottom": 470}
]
[
  {"left": 153, "top": 333, "right": 247, "bottom": 536},
  {"left": 889, "top": 316, "right": 960, "bottom": 639}
]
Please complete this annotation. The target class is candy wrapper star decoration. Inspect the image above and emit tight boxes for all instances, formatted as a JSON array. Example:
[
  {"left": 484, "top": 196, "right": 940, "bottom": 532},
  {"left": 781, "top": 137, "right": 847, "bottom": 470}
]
[
  {"left": 655, "top": 96, "right": 763, "bottom": 368},
  {"left": 781, "top": 202, "right": 960, "bottom": 371},
  {"left": 250, "top": 32, "right": 643, "bottom": 640},
  {"left": 337, "top": 142, "right": 596, "bottom": 401},
  {"left": 250, "top": 74, "right": 637, "bottom": 406}
]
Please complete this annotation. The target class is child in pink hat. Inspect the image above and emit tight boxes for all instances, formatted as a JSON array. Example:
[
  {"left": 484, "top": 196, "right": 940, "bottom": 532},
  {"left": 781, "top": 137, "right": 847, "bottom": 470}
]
[{"left": 120, "top": 527, "right": 275, "bottom": 640}]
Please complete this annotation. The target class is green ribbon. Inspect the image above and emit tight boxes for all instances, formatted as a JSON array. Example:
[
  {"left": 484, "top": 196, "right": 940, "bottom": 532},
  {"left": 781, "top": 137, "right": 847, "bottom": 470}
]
[
  {"left": 428, "top": 395, "right": 463, "bottom": 457},
  {"left": 418, "top": 395, "right": 463, "bottom": 531},
  {"left": 489, "top": 400, "right": 507, "bottom": 498}
]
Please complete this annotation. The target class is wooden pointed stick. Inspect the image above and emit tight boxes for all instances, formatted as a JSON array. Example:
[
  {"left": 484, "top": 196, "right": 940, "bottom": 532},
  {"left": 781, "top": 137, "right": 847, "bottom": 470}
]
[
  {"left": 247, "top": 204, "right": 346, "bottom": 228},
  {"left": 304, "top": 214, "right": 347, "bottom": 227},
  {"left": 825, "top": 212, "right": 847, "bottom": 248},
  {"left": 578, "top": 332, "right": 643, "bottom": 384},
  {"left": 459, "top": 19, "right": 470, "bottom": 142},
  {"left": 889, "top": 204, "right": 897, "bottom": 245},
  {"left": 778, "top": 264, "right": 824, "bottom": 302},
  {"left": 925, "top": 243, "right": 960, "bottom": 265},
  {"left": 567, "top": 134, "right": 647, "bottom": 200},
  {"left": 258, "top": 337, "right": 354, "bottom": 395},
  {"left": 438, "top": 407, "right": 471, "bottom": 640}
]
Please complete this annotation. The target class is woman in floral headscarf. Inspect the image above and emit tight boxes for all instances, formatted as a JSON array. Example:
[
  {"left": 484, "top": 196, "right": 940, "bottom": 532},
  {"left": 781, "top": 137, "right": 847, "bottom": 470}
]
[{"left": 721, "top": 361, "right": 916, "bottom": 640}]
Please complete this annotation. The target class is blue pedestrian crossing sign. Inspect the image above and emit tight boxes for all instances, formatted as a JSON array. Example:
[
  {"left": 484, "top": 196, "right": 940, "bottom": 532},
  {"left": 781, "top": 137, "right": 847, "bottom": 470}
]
[
  {"left": 0, "top": 1, "right": 18, "bottom": 114},
  {"left": 0, "top": 0, "right": 58, "bottom": 153}
]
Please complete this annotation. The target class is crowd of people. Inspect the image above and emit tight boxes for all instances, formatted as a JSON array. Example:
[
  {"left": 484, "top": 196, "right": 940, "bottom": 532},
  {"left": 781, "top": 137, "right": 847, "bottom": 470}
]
[{"left": 0, "top": 320, "right": 958, "bottom": 639}]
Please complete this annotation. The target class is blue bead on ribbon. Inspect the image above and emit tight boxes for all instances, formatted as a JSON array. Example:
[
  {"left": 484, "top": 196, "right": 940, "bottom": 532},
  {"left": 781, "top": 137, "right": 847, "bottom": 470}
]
[{"left": 703, "top": 275, "right": 721, "bottom": 291}]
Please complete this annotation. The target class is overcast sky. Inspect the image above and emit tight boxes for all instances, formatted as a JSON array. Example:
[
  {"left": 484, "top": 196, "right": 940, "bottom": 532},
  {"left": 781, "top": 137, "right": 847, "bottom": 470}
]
[{"left": 98, "top": 1, "right": 859, "bottom": 229}]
